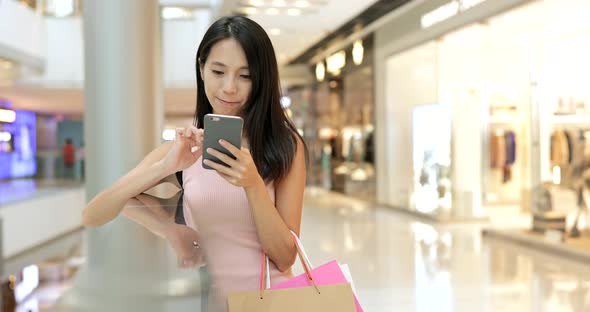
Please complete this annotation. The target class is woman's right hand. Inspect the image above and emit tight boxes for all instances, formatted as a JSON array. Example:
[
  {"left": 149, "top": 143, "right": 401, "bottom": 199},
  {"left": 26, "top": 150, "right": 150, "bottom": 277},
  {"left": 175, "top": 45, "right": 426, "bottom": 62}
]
[{"left": 159, "top": 126, "right": 203, "bottom": 174}]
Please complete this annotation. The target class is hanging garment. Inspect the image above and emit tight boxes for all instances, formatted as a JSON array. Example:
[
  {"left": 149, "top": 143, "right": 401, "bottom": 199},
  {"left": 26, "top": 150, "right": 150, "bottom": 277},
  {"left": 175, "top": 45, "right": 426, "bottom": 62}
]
[
  {"left": 502, "top": 131, "right": 516, "bottom": 183},
  {"left": 551, "top": 129, "right": 570, "bottom": 167},
  {"left": 565, "top": 130, "right": 574, "bottom": 164},
  {"left": 490, "top": 131, "right": 506, "bottom": 169},
  {"left": 504, "top": 131, "right": 517, "bottom": 166}
]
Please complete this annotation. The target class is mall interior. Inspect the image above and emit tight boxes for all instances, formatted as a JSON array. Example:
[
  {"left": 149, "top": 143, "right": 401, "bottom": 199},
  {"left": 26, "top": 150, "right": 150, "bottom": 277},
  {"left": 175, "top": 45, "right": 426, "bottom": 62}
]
[{"left": 2, "top": 0, "right": 590, "bottom": 311}]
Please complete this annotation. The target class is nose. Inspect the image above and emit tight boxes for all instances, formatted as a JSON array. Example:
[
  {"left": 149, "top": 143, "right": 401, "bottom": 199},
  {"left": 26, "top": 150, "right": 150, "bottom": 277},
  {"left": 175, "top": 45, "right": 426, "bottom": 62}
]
[{"left": 222, "top": 76, "right": 237, "bottom": 94}]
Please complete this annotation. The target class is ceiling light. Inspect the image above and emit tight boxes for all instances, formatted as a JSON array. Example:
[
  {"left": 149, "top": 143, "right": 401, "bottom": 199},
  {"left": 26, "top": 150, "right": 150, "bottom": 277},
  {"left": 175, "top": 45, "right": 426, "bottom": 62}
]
[
  {"left": 54, "top": 0, "right": 74, "bottom": 17},
  {"left": 287, "top": 8, "right": 301, "bottom": 16},
  {"left": 326, "top": 50, "right": 346, "bottom": 75},
  {"left": 162, "top": 7, "right": 192, "bottom": 19},
  {"left": 269, "top": 28, "right": 281, "bottom": 36},
  {"left": 0, "top": 131, "right": 11, "bottom": 142},
  {"left": 294, "top": 0, "right": 310, "bottom": 8},
  {"left": 273, "top": 0, "right": 287, "bottom": 7},
  {"left": 280, "top": 96, "right": 291, "bottom": 108},
  {"left": 352, "top": 40, "right": 364, "bottom": 65},
  {"left": 248, "top": 0, "right": 265, "bottom": 6},
  {"left": 315, "top": 62, "right": 325, "bottom": 82},
  {"left": 240, "top": 7, "right": 258, "bottom": 15},
  {"left": 265, "top": 8, "right": 280, "bottom": 15},
  {"left": 0, "top": 109, "right": 16, "bottom": 123}
]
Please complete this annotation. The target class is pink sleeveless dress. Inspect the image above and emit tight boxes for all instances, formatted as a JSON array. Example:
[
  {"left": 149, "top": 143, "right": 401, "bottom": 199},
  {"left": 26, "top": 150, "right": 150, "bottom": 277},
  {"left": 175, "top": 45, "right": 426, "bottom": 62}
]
[{"left": 182, "top": 156, "right": 293, "bottom": 310}]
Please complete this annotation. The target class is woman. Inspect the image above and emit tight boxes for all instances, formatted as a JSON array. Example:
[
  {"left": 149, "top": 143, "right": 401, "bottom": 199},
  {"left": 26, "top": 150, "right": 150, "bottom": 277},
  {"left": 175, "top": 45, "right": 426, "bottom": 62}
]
[{"left": 81, "top": 15, "right": 307, "bottom": 309}]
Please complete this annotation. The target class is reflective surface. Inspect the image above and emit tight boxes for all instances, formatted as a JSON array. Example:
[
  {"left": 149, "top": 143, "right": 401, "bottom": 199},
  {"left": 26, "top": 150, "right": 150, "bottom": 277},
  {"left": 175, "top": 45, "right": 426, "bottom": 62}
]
[
  {"left": 14, "top": 187, "right": 590, "bottom": 311},
  {"left": 302, "top": 187, "right": 590, "bottom": 312}
]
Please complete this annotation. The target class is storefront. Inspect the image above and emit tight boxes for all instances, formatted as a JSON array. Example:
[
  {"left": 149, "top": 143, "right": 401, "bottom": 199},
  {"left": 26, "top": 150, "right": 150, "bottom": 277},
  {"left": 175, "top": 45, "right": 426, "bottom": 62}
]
[
  {"left": 375, "top": 0, "right": 590, "bottom": 233},
  {"left": 288, "top": 35, "right": 376, "bottom": 201}
]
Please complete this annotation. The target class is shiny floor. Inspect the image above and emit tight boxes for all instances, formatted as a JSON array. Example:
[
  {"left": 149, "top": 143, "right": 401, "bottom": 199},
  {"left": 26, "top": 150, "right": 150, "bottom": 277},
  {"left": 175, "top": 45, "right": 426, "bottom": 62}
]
[
  {"left": 300, "top": 188, "right": 590, "bottom": 312},
  {"left": 20, "top": 187, "right": 590, "bottom": 311}
]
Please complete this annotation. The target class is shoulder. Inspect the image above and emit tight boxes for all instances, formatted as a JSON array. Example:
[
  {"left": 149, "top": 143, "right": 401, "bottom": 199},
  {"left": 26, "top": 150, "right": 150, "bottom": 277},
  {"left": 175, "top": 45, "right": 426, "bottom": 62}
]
[
  {"left": 287, "top": 128, "right": 305, "bottom": 154},
  {"left": 289, "top": 131, "right": 306, "bottom": 169}
]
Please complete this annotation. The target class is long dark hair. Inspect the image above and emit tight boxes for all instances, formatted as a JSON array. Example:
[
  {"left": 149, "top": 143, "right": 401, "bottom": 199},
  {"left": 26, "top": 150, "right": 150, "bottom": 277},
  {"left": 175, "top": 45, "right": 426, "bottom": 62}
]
[{"left": 194, "top": 16, "right": 307, "bottom": 183}]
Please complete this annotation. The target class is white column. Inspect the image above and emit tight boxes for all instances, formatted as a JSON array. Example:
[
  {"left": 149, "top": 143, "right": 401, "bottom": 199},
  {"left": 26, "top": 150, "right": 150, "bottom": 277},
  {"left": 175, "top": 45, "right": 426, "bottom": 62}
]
[{"left": 56, "top": 1, "right": 202, "bottom": 310}]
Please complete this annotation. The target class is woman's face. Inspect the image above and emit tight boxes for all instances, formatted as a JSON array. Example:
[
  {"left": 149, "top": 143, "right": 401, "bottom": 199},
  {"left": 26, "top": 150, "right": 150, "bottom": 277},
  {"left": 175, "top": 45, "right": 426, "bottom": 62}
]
[{"left": 200, "top": 38, "right": 252, "bottom": 116}]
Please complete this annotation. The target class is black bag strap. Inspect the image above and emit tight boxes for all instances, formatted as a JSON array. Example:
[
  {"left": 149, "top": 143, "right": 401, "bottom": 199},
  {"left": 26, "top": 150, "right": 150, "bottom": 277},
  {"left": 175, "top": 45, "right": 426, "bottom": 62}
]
[{"left": 174, "top": 171, "right": 185, "bottom": 225}]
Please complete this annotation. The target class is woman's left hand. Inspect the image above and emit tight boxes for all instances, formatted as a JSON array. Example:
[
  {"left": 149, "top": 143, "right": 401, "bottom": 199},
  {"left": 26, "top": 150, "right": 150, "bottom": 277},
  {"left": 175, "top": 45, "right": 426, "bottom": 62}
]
[{"left": 204, "top": 140, "right": 263, "bottom": 189}]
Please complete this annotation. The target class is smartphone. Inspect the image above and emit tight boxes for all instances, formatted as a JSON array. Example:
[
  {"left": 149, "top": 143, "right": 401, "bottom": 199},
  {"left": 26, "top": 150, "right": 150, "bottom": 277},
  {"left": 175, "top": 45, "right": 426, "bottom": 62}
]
[{"left": 202, "top": 114, "right": 243, "bottom": 170}]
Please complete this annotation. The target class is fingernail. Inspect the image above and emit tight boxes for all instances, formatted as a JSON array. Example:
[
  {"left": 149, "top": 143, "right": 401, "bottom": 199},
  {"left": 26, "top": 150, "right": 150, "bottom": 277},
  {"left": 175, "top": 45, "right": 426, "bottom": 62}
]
[{"left": 219, "top": 139, "right": 225, "bottom": 144}]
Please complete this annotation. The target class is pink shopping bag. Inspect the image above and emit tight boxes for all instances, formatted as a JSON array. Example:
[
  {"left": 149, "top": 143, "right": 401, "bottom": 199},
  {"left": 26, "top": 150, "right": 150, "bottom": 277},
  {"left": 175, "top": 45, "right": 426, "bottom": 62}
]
[{"left": 270, "top": 233, "right": 363, "bottom": 312}]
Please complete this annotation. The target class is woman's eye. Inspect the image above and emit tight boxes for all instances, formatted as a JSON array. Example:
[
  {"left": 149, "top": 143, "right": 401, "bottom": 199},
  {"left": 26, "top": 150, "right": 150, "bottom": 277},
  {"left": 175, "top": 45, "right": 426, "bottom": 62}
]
[
  {"left": 212, "top": 70, "right": 224, "bottom": 75},
  {"left": 241, "top": 74, "right": 251, "bottom": 79}
]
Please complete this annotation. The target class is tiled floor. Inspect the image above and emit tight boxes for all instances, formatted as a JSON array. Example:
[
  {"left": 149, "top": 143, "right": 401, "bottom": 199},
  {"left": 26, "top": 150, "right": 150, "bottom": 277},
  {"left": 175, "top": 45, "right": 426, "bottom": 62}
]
[{"left": 16, "top": 187, "right": 590, "bottom": 311}]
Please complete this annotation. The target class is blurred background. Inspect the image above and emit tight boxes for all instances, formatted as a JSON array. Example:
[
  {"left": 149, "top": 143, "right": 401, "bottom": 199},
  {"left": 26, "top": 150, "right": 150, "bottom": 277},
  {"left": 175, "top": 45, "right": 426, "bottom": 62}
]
[{"left": 2, "top": 0, "right": 590, "bottom": 311}]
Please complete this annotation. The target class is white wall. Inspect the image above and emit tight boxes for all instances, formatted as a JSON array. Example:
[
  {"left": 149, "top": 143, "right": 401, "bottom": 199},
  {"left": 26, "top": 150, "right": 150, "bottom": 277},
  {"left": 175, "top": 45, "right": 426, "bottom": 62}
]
[
  {"left": 162, "top": 9, "right": 211, "bottom": 87},
  {"left": 41, "top": 17, "right": 85, "bottom": 84},
  {"left": 22, "top": 9, "right": 211, "bottom": 88},
  {"left": 377, "top": 42, "right": 438, "bottom": 208},
  {"left": 0, "top": 0, "right": 45, "bottom": 64},
  {"left": 1, "top": 187, "right": 85, "bottom": 258}
]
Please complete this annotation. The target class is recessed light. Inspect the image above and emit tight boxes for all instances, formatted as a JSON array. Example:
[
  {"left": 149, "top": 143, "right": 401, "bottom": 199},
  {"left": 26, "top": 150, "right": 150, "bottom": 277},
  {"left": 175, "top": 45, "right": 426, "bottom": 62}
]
[
  {"left": 287, "top": 8, "right": 301, "bottom": 16},
  {"left": 294, "top": 0, "right": 310, "bottom": 8},
  {"left": 249, "top": 0, "right": 265, "bottom": 6},
  {"left": 161, "top": 7, "right": 192, "bottom": 19},
  {"left": 273, "top": 0, "right": 287, "bottom": 7},
  {"left": 241, "top": 7, "right": 258, "bottom": 15},
  {"left": 265, "top": 7, "right": 280, "bottom": 15}
]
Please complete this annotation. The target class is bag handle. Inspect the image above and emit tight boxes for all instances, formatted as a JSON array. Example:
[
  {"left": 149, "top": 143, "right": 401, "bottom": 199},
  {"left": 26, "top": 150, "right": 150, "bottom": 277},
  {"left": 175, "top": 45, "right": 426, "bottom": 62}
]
[{"left": 259, "top": 231, "right": 320, "bottom": 298}]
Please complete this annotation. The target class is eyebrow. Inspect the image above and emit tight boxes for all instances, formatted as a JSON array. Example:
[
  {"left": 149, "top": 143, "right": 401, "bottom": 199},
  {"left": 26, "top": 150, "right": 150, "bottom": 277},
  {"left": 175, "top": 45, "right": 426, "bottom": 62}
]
[{"left": 211, "top": 61, "right": 249, "bottom": 70}]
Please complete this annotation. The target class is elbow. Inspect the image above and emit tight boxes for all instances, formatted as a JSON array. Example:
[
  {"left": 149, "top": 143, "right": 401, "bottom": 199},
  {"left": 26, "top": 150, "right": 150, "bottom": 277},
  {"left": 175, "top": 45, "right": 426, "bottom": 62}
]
[{"left": 276, "top": 243, "right": 298, "bottom": 273}]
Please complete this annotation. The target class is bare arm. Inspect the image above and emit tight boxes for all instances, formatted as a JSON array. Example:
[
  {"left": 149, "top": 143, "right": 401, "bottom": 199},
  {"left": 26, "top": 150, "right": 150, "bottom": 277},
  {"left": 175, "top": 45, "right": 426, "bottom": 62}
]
[
  {"left": 246, "top": 136, "right": 306, "bottom": 271},
  {"left": 82, "top": 127, "right": 203, "bottom": 227},
  {"left": 82, "top": 142, "right": 173, "bottom": 227}
]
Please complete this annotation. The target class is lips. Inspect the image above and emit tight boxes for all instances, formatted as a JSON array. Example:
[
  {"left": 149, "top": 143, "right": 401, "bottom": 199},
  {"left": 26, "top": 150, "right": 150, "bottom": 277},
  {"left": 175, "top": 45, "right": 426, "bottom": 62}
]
[{"left": 217, "top": 97, "right": 240, "bottom": 106}]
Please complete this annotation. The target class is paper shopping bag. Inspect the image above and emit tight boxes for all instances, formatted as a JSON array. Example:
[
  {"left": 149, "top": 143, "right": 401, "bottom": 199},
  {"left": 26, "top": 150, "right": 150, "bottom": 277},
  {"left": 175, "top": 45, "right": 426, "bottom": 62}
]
[
  {"left": 227, "top": 231, "right": 359, "bottom": 312},
  {"left": 272, "top": 260, "right": 364, "bottom": 312},
  {"left": 227, "top": 283, "right": 356, "bottom": 312}
]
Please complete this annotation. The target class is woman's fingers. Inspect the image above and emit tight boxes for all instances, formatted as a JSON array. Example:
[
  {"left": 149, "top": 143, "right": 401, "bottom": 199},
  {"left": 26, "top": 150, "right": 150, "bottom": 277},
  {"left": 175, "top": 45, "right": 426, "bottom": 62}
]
[
  {"left": 218, "top": 140, "right": 241, "bottom": 159},
  {"left": 203, "top": 159, "right": 239, "bottom": 178},
  {"left": 206, "top": 148, "right": 239, "bottom": 168},
  {"left": 214, "top": 171, "right": 238, "bottom": 185}
]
